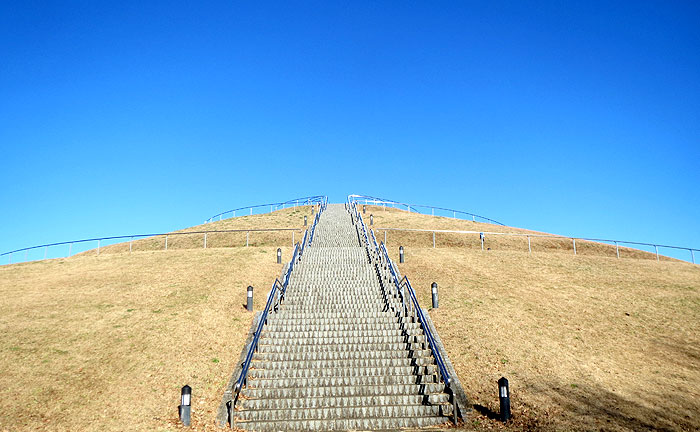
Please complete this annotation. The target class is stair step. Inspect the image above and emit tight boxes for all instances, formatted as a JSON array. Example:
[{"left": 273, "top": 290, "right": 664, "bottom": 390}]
[
  {"left": 235, "top": 415, "right": 450, "bottom": 431},
  {"left": 236, "top": 403, "right": 453, "bottom": 421},
  {"left": 239, "top": 393, "right": 449, "bottom": 410}
]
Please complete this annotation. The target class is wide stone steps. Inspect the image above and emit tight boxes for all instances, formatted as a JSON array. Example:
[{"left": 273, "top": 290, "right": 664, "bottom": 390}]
[
  {"left": 236, "top": 404, "right": 452, "bottom": 422},
  {"left": 229, "top": 204, "right": 452, "bottom": 430}
]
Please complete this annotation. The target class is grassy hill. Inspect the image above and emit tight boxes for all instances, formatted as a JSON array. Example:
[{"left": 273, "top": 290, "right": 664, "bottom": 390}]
[{"left": 1, "top": 204, "right": 698, "bottom": 431}]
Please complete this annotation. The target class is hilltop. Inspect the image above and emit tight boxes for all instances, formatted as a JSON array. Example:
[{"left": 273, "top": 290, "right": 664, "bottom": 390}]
[{"left": 0, "top": 204, "right": 698, "bottom": 431}]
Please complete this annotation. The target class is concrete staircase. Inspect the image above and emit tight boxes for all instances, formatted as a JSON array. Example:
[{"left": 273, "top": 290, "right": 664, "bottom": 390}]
[{"left": 231, "top": 204, "right": 455, "bottom": 430}]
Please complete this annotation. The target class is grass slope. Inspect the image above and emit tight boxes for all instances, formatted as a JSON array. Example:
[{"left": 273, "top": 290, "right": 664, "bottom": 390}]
[
  {"left": 1, "top": 204, "right": 697, "bottom": 431},
  {"left": 0, "top": 207, "right": 311, "bottom": 431}
]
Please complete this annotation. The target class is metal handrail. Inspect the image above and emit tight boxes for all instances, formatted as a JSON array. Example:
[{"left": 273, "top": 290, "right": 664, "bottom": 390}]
[
  {"left": 348, "top": 194, "right": 505, "bottom": 226},
  {"left": 349, "top": 199, "right": 453, "bottom": 407},
  {"left": 207, "top": 195, "right": 327, "bottom": 223},
  {"left": 233, "top": 241, "right": 301, "bottom": 406},
  {"left": 399, "top": 275, "right": 451, "bottom": 386}
]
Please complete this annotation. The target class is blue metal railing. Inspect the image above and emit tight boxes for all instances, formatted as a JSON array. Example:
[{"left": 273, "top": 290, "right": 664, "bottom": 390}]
[
  {"left": 207, "top": 195, "right": 327, "bottom": 223},
  {"left": 231, "top": 202, "right": 326, "bottom": 409},
  {"left": 349, "top": 200, "right": 451, "bottom": 387},
  {"left": 233, "top": 240, "right": 301, "bottom": 406},
  {"left": 348, "top": 194, "right": 505, "bottom": 226}
]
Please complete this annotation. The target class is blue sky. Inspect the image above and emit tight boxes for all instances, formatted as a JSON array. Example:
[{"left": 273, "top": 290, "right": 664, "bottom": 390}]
[{"left": 1, "top": 1, "right": 698, "bottom": 262}]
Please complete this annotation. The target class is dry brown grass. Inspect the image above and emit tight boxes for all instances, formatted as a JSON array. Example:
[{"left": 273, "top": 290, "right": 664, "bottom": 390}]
[
  {"left": 2, "top": 204, "right": 697, "bottom": 431},
  {"left": 374, "top": 205, "right": 700, "bottom": 431},
  {"left": 0, "top": 246, "right": 299, "bottom": 431}
]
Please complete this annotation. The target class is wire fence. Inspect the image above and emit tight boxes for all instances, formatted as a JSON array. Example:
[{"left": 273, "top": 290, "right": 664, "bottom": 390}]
[
  {"left": 374, "top": 227, "right": 698, "bottom": 264},
  {"left": 347, "top": 194, "right": 505, "bottom": 225}
]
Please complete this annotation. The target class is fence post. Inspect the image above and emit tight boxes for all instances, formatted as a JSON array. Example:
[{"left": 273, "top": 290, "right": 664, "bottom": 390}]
[
  {"left": 615, "top": 241, "right": 620, "bottom": 259},
  {"left": 528, "top": 236, "right": 531, "bottom": 254},
  {"left": 691, "top": 249, "right": 695, "bottom": 265},
  {"left": 453, "top": 211, "right": 456, "bottom": 218},
  {"left": 472, "top": 215, "right": 475, "bottom": 222},
  {"left": 431, "top": 208, "right": 434, "bottom": 216},
  {"left": 384, "top": 230, "right": 387, "bottom": 245},
  {"left": 204, "top": 233, "right": 207, "bottom": 249},
  {"left": 233, "top": 210, "right": 236, "bottom": 217},
  {"left": 165, "top": 235, "right": 168, "bottom": 250},
  {"left": 655, "top": 245, "right": 659, "bottom": 261},
  {"left": 433, "top": 231, "right": 436, "bottom": 248},
  {"left": 97, "top": 240, "right": 101, "bottom": 255},
  {"left": 250, "top": 208, "right": 253, "bottom": 216},
  {"left": 480, "top": 233, "right": 484, "bottom": 251},
  {"left": 130, "top": 237, "right": 133, "bottom": 253},
  {"left": 573, "top": 238, "right": 577, "bottom": 255},
  {"left": 246, "top": 231, "right": 249, "bottom": 247}
]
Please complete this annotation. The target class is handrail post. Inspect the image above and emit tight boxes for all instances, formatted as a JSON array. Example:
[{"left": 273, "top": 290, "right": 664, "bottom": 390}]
[
  {"left": 204, "top": 233, "right": 207, "bottom": 249},
  {"left": 528, "top": 236, "right": 531, "bottom": 254},
  {"left": 165, "top": 235, "right": 168, "bottom": 250},
  {"left": 573, "top": 238, "right": 577, "bottom": 255},
  {"left": 615, "top": 241, "right": 619, "bottom": 258},
  {"left": 246, "top": 231, "right": 249, "bottom": 247},
  {"left": 655, "top": 245, "right": 659, "bottom": 261},
  {"left": 691, "top": 249, "right": 695, "bottom": 264}
]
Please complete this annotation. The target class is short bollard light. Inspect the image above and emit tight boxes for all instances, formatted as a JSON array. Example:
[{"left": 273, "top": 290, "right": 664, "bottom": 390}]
[
  {"left": 246, "top": 286, "right": 254, "bottom": 311},
  {"left": 431, "top": 282, "right": 438, "bottom": 308},
  {"left": 179, "top": 385, "right": 191, "bottom": 427},
  {"left": 276, "top": 248, "right": 282, "bottom": 264},
  {"left": 304, "top": 215, "right": 307, "bottom": 226},
  {"left": 370, "top": 214, "right": 373, "bottom": 225},
  {"left": 399, "top": 246, "right": 405, "bottom": 263},
  {"left": 498, "top": 377, "right": 511, "bottom": 423}
]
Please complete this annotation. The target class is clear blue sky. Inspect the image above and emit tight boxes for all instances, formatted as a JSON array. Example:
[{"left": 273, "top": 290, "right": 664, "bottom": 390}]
[{"left": 1, "top": 1, "right": 698, "bottom": 261}]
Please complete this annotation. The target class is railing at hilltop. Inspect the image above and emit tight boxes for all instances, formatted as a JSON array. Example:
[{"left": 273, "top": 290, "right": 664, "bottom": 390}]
[
  {"left": 206, "top": 195, "right": 327, "bottom": 223},
  {"left": 374, "top": 227, "right": 698, "bottom": 264},
  {"left": 1, "top": 196, "right": 326, "bottom": 266},
  {"left": 348, "top": 194, "right": 505, "bottom": 226},
  {"left": 349, "top": 194, "right": 697, "bottom": 265}
]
